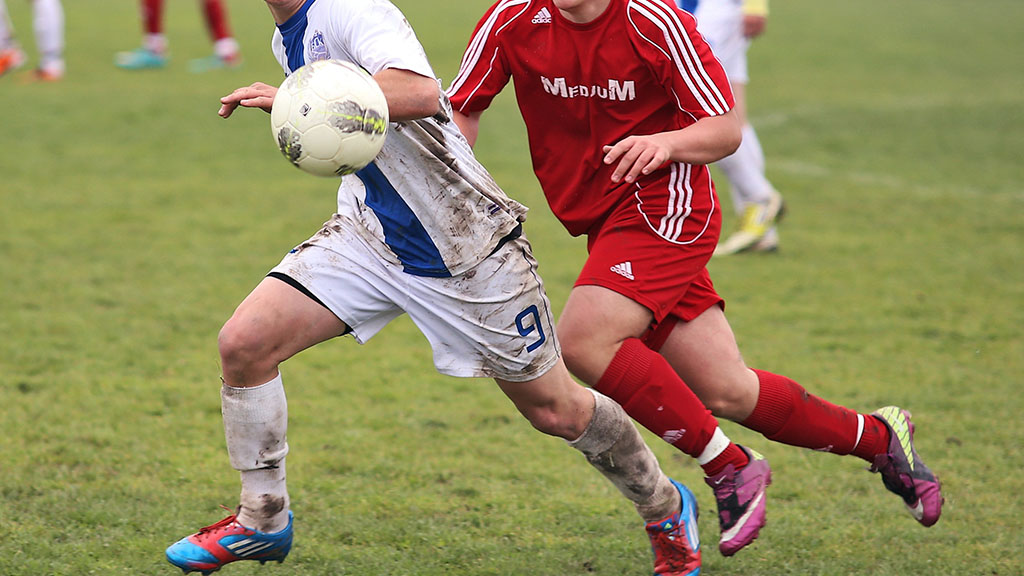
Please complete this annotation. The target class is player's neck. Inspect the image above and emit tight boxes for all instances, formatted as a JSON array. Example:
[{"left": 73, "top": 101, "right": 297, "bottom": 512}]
[
  {"left": 553, "top": 0, "right": 613, "bottom": 24},
  {"left": 265, "top": 0, "right": 306, "bottom": 26}
]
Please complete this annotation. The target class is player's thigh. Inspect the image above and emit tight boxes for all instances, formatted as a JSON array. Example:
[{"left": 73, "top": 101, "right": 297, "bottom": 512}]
[
  {"left": 559, "top": 285, "right": 655, "bottom": 383},
  {"left": 659, "top": 305, "right": 758, "bottom": 417},
  {"left": 222, "top": 275, "right": 349, "bottom": 363},
  {"left": 404, "top": 236, "right": 561, "bottom": 383},
  {"left": 561, "top": 285, "right": 654, "bottom": 343},
  {"left": 266, "top": 218, "right": 409, "bottom": 346}
]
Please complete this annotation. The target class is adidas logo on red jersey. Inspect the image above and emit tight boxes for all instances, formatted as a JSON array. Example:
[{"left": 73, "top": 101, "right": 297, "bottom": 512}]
[
  {"left": 610, "top": 261, "right": 635, "bottom": 280},
  {"left": 532, "top": 7, "right": 552, "bottom": 24}
]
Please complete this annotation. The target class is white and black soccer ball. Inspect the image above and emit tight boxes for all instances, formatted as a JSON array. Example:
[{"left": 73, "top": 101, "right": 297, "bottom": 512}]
[{"left": 270, "top": 59, "right": 389, "bottom": 177}]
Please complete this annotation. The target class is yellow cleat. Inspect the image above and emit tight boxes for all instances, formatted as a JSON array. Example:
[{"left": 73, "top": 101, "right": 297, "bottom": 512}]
[{"left": 714, "top": 190, "right": 784, "bottom": 257}]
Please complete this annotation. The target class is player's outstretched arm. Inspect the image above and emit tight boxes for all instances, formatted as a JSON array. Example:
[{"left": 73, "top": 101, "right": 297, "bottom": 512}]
[
  {"left": 603, "top": 108, "right": 742, "bottom": 184},
  {"left": 372, "top": 68, "right": 440, "bottom": 122},
  {"left": 219, "top": 82, "right": 278, "bottom": 118}
]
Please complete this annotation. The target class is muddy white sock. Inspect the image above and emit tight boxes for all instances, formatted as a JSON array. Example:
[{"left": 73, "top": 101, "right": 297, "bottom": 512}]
[
  {"left": 568, "top": 389, "right": 680, "bottom": 524},
  {"left": 222, "top": 374, "right": 290, "bottom": 533}
]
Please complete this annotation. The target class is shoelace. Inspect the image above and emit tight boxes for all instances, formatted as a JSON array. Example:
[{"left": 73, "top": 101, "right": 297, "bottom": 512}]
[
  {"left": 649, "top": 523, "right": 697, "bottom": 571},
  {"left": 194, "top": 506, "right": 249, "bottom": 541}
]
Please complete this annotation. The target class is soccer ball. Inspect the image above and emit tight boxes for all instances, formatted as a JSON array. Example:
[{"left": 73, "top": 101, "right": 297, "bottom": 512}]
[{"left": 270, "top": 59, "right": 389, "bottom": 177}]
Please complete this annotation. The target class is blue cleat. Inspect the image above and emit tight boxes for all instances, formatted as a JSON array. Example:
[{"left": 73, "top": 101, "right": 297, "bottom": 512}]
[
  {"left": 166, "top": 509, "right": 293, "bottom": 575},
  {"left": 115, "top": 48, "right": 168, "bottom": 70},
  {"left": 188, "top": 52, "right": 242, "bottom": 74},
  {"left": 646, "top": 479, "right": 701, "bottom": 576}
]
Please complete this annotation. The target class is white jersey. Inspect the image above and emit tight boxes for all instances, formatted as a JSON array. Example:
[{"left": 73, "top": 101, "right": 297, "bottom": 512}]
[
  {"left": 680, "top": 0, "right": 749, "bottom": 83},
  {"left": 271, "top": 0, "right": 528, "bottom": 278}
]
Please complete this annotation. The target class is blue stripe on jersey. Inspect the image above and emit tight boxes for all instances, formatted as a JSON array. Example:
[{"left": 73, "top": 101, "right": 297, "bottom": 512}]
[
  {"left": 355, "top": 162, "right": 451, "bottom": 278},
  {"left": 677, "top": 0, "right": 698, "bottom": 13},
  {"left": 278, "top": 0, "right": 316, "bottom": 73}
]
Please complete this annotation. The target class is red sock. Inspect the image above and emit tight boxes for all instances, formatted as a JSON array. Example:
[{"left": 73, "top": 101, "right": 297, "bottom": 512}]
[
  {"left": 741, "top": 369, "right": 890, "bottom": 462},
  {"left": 142, "top": 0, "right": 164, "bottom": 35},
  {"left": 595, "top": 338, "right": 747, "bottom": 476},
  {"left": 852, "top": 414, "right": 890, "bottom": 462},
  {"left": 202, "top": 0, "right": 232, "bottom": 41}
]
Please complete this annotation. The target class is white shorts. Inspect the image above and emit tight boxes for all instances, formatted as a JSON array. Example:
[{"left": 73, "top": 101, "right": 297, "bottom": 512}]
[
  {"left": 269, "top": 214, "right": 561, "bottom": 382},
  {"left": 695, "top": 0, "right": 749, "bottom": 84}
]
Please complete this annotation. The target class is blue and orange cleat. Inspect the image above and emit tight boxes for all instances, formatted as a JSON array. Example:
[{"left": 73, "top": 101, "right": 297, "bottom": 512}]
[
  {"left": 646, "top": 479, "right": 701, "bottom": 576},
  {"left": 166, "top": 509, "right": 293, "bottom": 575}
]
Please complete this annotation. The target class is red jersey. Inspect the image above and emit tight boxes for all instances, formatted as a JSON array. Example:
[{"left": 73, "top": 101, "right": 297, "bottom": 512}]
[{"left": 448, "top": 0, "right": 734, "bottom": 238}]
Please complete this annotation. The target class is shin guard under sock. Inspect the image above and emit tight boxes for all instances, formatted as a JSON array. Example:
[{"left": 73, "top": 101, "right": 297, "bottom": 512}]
[
  {"left": 222, "top": 374, "right": 290, "bottom": 533},
  {"left": 568, "top": 389, "right": 680, "bottom": 523},
  {"left": 596, "top": 338, "right": 747, "bottom": 476}
]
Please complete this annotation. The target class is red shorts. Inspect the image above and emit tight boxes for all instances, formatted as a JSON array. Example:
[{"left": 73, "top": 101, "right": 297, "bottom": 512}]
[{"left": 574, "top": 180, "right": 725, "bottom": 348}]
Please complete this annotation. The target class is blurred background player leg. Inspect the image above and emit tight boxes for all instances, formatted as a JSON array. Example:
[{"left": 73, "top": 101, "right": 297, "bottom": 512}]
[
  {"left": 0, "top": 0, "right": 63, "bottom": 80},
  {"left": 115, "top": 0, "right": 169, "bottom": 69},
  {"left": 187, "top": 0, "right": 241, "bottom": 73},
  {"left": 716, "top": 0, "right": 784, "bottom": 255},
  {"left": 714, "top": 82, "right": 784, "bottom": 255},
  {"left": 32, "top": 0, "right": 64, "bottom": 81},
  {"left": 0, "top": 0, "right": 27, "bottom": 76},
  {"left": 687, "top": 0, "right": 784, "bottom": 256},
  {"left": 115, "top": 0, "right": 240, "bottom": 72}
]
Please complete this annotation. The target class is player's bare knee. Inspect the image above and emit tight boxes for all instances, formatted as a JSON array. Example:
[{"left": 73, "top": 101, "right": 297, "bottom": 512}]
[
  {"left": 218, "top": 318, "right": 267, "bottom": 374},
  {"left": 559, "top": 342, "right": 585, "bottom": 376},
  {"left": 561, "top": 338, "right": 631, "bottom": 386},
  {"left": 521, "top": 404, "right": 579, "bottom": 440},
  {"left": 557, "top": 328, "right": 600, "bottom": 378},
  {"left": 699, "top": 380, "right": 758, "bottom": 421},
  {"left": 702, "top": 392, "right": 743, "bottom": 420},
  {"left": 521, "top": 406, "right": 558, "bottom": 435}
]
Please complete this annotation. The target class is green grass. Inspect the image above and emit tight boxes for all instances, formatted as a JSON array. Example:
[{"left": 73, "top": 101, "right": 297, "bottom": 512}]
[{"left": 1, "top": 0, "right": 1022, "bottom": 574}]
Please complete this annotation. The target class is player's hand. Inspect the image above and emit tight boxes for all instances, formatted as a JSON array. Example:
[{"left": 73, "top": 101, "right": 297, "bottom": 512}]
[
  {"left": 743, "top": 14, "right": 767, "bottom": 39},
  {"left": 219, "top": 82, "right": 278, "bottom": 118},
  {"left": 603, "top": 134, "right": 671, "bottom": 184}
]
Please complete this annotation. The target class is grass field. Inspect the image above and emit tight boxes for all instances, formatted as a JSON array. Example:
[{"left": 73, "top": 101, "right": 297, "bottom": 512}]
[{"left": 1, "top": 0, "right": 1022, "bottom": 574}]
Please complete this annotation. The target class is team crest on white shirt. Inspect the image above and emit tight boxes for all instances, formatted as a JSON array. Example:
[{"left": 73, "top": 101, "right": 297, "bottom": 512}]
[{"left": 308, "top": 31, "right": 330, "bottom": 61}]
